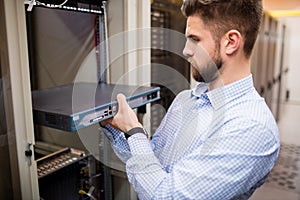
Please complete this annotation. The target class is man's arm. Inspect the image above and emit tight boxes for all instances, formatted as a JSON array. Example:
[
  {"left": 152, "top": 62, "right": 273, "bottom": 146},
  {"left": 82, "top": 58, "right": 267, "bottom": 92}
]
[
  {"left": 104, "top": 93, "right": 280, "bottom": 199},
  {"left": 101, "top": 124, "right": 131, "bottom": 163},
  {"left": 125, "top": 125, "right": 279, "bottom": 199}
]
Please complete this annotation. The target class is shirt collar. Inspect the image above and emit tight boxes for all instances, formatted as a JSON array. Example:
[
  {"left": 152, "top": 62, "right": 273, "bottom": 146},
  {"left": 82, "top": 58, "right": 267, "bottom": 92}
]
[
  {"left": 191, "top": 82, "right": 209, "bottom": 97},
  {"left": 191, "top": 75, "right": 254, "bottom": 110}
]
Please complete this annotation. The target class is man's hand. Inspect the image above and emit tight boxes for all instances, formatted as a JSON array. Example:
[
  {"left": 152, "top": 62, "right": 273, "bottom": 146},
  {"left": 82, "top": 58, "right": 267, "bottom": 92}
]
[{"left": 100, "top": 93, "right": 143, "bottom": 132}]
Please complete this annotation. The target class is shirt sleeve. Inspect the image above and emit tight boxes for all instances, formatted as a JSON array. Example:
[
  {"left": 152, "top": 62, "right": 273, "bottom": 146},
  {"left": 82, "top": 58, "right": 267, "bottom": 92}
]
[
  {"left": 102, "top": 124, "right": 131, "bottom": 163},
  {"left": 126, "top": 123, "right": 280, "bottom": 200}
]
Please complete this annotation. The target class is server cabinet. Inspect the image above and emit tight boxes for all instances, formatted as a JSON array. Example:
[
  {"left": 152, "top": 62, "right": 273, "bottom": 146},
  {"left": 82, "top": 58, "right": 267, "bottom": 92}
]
[
  {"left": 252, "top": 13, "right": 283, "bottom": 117},
  {"left": 151, "top": 0, "right": 190, "bottom": 133},
  {"left": 274, "top": 24, "right": 287, "bottom": 121},
  {"left": 266, "top": 16, "right": 278, "bottom": 110},
  {"left": 1, "top": 0, "right": 152, "bottom": 199}
]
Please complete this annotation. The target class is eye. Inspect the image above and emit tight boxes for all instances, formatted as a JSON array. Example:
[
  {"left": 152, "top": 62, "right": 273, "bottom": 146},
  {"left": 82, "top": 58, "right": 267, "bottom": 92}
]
[{"left": 189, "top": 36, "right": 200, "bottom": 43}]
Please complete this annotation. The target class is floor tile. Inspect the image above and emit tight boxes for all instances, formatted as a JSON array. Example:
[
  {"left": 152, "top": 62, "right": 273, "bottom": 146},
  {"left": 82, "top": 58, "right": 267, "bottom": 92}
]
[{"left": 250, "top": 185, "right": 299, "bottom": 200}]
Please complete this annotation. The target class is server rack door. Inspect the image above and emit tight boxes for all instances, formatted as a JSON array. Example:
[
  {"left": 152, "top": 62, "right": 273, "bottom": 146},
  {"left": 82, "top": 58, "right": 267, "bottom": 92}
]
[{"left": 0, "top": 0, "right": 39, "bottom": 199}]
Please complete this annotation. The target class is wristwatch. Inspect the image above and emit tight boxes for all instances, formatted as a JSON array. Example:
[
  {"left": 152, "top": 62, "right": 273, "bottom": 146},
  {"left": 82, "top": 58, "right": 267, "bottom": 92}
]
[{"left": 125, "top": 127, "right": 148, "bottom": 139}]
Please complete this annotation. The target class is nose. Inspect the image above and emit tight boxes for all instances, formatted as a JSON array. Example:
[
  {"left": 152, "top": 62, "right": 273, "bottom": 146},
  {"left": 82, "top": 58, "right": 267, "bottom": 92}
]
[{"left": 183, "top": 40, "right": 193, "bottom": 58}]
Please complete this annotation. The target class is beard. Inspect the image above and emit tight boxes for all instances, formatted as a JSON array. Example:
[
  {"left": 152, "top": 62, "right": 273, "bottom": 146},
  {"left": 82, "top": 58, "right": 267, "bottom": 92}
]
[{"left": 192, "top": 49, "right": 223, "bottom": 83}]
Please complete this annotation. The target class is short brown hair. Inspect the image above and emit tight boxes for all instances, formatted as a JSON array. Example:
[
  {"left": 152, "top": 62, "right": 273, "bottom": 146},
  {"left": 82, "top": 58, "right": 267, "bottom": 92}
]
[{"left": 181, "top": 0, "right": 263, "bottom": 58}]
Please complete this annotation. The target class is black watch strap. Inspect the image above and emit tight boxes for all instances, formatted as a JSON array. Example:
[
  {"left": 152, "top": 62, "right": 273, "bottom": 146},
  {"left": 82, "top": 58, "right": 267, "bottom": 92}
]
[{"left": 125, "top": 127, "right": 148, "bottom": 139}]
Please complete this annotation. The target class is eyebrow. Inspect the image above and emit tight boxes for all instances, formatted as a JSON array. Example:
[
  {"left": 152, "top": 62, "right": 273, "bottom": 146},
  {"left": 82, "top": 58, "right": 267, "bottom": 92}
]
[{"left": 186, "top": 34, "right": 199, "bottom": 39}]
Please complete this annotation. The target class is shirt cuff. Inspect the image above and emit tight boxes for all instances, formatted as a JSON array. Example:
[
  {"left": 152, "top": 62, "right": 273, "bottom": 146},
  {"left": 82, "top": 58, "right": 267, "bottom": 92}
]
[
  {"left": 127, "top": 133, "right": 152, "bottom": 155},
  {"left": 103, "top": 124, "right": 126, "bottom": 141}
]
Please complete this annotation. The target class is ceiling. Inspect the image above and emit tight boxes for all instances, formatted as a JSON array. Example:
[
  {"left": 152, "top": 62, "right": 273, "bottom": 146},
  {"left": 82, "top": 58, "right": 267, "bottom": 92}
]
[
  {"left": 263, "top": 0, "right": 300, "bottom": 18},
  {"left": 264, "top": 0, "right": 300, "bottom": 10}
]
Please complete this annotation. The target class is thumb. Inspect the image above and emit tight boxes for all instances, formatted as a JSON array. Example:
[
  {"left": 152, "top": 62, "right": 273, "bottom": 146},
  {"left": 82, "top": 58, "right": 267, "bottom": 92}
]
[
  {"left": 111, "top": 93, "right": 141, "bottom": 132},
  {"left": 116, "top": 93, "right": 130, "bottom": 112}
]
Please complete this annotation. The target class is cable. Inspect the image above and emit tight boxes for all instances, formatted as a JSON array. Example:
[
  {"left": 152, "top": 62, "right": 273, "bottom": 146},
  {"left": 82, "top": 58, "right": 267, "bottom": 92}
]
[
  {"left": 36, "top": 0, "right": 69, "bottom": 8},
  {"left": 78, "top": 189, "right": 97, "bottom": 200}
]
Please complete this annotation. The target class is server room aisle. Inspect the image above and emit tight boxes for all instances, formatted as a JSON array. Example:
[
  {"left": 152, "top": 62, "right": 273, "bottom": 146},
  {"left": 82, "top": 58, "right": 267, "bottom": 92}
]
[{"left": 251, "top": 102, "right": 300, "bottom": 200}]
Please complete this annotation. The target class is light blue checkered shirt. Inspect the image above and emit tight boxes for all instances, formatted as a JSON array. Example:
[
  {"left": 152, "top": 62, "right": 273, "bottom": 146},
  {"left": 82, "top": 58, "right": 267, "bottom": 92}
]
[{"left": 103, "top": 75, "right": 280, "bottom": 199}]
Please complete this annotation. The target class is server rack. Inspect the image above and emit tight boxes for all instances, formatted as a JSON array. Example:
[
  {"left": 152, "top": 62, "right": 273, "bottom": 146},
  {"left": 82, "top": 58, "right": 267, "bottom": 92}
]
[{"left": 25, "top": 1, "right": 158, "bottom": 199}]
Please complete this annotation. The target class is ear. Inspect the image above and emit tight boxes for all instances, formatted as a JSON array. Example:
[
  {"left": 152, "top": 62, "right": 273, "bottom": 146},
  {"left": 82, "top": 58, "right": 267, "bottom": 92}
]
[{"left": 223, "top": 30, "right": 242, "bottom": 55}]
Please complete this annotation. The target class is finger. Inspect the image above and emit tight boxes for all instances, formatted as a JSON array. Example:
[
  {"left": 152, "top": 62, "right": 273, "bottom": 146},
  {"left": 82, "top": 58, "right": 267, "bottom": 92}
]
[
  {"left": 116, "top": 93, "right": 130, "bottom": 112},
  {"left": 99, "top": 118, "right": 112, "bottom": 127}
]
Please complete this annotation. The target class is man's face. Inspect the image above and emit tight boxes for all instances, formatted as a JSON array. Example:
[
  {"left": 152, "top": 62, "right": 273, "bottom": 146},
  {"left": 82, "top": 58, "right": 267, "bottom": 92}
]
[{"left": 183, "top": 15, "right": 223, "bottom": 83}]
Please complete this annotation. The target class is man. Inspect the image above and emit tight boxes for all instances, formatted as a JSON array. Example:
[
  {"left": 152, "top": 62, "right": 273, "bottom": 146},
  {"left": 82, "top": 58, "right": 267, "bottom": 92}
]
[{"left": 101, "top": 0, "right": 280, "bottom": 199}]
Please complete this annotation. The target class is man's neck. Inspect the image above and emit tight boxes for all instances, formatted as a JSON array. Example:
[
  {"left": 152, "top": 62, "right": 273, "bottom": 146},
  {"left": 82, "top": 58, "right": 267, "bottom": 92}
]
[{"left": 208, "top": 59, "right": 251, "bottom": 91}]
